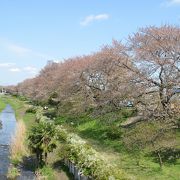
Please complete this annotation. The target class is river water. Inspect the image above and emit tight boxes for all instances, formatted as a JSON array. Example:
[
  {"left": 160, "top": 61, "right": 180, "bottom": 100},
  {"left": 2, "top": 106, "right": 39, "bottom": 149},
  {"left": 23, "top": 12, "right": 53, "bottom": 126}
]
[
  {"left": 0, "top": 105, "right": 35, "bottom": 180},
  {"left": 0, "top": 104, "right": 16, "bottom": 179}
]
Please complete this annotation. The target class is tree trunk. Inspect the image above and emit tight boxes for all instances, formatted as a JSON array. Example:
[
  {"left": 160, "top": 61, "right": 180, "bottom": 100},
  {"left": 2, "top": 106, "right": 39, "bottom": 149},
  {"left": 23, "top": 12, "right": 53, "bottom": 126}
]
[
  {"left": 36, "top": 152, "right": 39, "bottom": 168},
  {"left": 157, "top": 152, "right": 163, "bottom": 169},
  {"left": 44, "top": 152, "right": 48, "bottom": 165},
  {"left": 40, "top": 153, "right": 43, "bottom": 166}
]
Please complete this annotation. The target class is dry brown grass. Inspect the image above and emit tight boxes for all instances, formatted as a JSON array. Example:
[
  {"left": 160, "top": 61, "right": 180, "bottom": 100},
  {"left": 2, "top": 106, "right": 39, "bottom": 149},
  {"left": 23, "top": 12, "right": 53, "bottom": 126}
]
[{"left": 10, "top": 120, "right": 28, "bottom": 162}]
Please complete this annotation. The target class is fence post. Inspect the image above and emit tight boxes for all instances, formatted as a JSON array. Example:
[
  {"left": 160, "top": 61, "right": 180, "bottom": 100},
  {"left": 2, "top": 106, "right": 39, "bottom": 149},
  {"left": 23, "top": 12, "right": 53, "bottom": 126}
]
[
  {"left": 64, "top": 159, "right": 89, "bottom": 180},
  {"left": 74, "top": 166, "right": 79, "bottom": 180},
  {"left": 71, "top": 162, "right": 75, "bottom": 175}
]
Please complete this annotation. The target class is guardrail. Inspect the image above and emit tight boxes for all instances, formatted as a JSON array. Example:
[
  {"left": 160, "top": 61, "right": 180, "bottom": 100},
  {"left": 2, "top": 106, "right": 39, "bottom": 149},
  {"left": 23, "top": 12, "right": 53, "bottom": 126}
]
[{"left": 64, "top": 158, "right": 91, "bottom": 180}]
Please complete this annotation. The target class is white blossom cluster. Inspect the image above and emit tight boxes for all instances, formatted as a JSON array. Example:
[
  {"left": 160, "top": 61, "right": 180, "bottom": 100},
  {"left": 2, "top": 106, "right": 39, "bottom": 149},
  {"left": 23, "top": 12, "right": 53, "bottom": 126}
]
[
  {"left": 57, "top": 126, "right": 130, "bottom": 180},
  {"left": 35, "top": 107, "right": 51, "bottom": 122}
]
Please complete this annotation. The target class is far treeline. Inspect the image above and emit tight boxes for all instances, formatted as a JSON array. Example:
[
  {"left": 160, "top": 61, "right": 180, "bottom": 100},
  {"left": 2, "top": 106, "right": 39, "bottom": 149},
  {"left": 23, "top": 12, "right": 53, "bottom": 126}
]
[{"left": 7, "top": 25, "right": 180, "bottom": 169}]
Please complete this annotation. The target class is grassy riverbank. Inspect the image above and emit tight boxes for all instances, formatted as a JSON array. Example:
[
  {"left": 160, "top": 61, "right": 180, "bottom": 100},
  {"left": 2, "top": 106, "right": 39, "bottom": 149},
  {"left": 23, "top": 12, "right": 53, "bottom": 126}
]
[
  {"left": 54, "top": 109, "right": 180, "bottom": 180},
  {"left": 0, "top": 95, "right": 7, "bottom": 111},
  {"left": 1, "top": 95, "right": 179, "bottom": 179}
]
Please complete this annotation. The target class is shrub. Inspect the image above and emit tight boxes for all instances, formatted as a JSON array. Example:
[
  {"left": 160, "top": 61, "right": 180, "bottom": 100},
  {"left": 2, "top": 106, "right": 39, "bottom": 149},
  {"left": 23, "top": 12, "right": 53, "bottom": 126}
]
[
  {"left": 28, "top": 121, "right": 58, "bottom": 166},
  {"left": 106, "top": 126, "right": 123, "bottom": 139},
  {"left": 25, "top": 106, "right": 37, "bottom": 113},
  {"left": 152, "top": 148, "right": 180, "bottom": 164}
]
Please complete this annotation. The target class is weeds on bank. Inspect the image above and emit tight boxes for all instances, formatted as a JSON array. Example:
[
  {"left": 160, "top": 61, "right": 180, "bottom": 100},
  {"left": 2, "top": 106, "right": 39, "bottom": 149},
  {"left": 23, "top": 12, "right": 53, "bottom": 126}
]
[
  {"left": 7, "top": 166, "right": 20, "bottom": 179},
  {"left": 10, "top": 120, "right": 28, "bottom": 164},
  {"left": 8, "top": 120, "right": 28, "bottom": 179}
]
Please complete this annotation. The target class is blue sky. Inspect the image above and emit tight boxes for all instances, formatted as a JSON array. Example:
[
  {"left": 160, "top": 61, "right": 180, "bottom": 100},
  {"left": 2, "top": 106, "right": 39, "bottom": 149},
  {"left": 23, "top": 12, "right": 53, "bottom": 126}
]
[{"left": 0, "top": 0, "right": 180, "bottom": 85}]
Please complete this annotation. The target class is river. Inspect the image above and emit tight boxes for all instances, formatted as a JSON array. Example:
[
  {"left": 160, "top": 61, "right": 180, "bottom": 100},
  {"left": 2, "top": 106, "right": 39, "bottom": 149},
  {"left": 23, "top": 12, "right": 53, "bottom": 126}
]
[{"left": 0, "top": 105, "right": 16, "bottom": 179}]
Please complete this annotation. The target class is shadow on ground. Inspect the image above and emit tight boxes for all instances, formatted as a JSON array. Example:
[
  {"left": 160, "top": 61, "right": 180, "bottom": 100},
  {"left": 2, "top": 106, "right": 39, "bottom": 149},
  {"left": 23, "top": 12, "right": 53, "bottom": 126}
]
[{"left": 52, "top": 160, "right": 74, "bottom": 180}]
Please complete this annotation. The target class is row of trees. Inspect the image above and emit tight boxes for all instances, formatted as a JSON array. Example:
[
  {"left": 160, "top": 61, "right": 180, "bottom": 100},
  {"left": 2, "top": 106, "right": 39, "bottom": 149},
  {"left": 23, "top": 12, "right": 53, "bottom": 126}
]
[
  {"left": 7, "top": 25, "right": 180, "bottom": 168},
  {"left": 8, "top": 25, "right": 179, "bottom": 119}
]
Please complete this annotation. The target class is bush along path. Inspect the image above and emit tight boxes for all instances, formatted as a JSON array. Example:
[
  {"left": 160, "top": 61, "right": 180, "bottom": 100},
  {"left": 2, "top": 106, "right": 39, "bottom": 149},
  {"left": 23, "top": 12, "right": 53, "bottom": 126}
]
[{"left": 26, "top": 106, "right": 131, "bottom": 180}]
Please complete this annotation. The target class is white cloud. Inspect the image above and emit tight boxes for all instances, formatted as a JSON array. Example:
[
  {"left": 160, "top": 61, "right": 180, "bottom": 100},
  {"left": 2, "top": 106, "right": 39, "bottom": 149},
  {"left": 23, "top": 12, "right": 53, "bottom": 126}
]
[
  {"left": 6, "top": 42, "right": 49, "bottom": 59},
  {"left": 80, "top": 13, "right": 109, "bottom": 26},
  {"left": 7, "top": 44, "right": 32, "bottom": 56},
  {"left": 8, "top": 65, "right": 38, "bottom": 74},
  {"left": 0, "top": 63, "right": 15, "bottom": 68},
  {"left": 162, "top": 0, "right": 180, "bottom": 7},
  {"left": 0, "top": 38, "right": 51, "bottom": 59},
  {"left": 9, "top": 68, "right": 21, "bottom": 72}
]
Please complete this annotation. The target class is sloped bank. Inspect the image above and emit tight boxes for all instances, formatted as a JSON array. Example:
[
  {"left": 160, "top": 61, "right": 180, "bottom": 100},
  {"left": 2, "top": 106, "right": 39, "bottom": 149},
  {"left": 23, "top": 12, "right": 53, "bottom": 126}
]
[{"left": 31, "top": 106, "right": 131, "bottom": 180}]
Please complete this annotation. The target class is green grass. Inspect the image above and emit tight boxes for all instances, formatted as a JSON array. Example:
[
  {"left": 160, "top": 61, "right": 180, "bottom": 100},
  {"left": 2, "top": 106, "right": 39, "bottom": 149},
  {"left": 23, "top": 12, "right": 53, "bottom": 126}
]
[
  {"left": 0, "top": 95, "right": 7, "bottom": 111},
  {"left": 124, "top": 157, "right": 180, "bottom": 180},
  {"left": 7, "top": 166, "right": 20, "bottom": 179},
  {"left": 23, "top": 112, "right": 36, "bottom": 130},
  {"left": 1, "top": 95, "right": 27, "bottom": 120},
  {"left": 53, "top": 108, "right": 180, "bottom": 180},
  {"left": 37, "top": 166, "right": 55, "bottom": 180}
]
